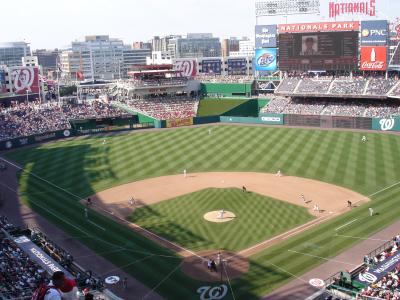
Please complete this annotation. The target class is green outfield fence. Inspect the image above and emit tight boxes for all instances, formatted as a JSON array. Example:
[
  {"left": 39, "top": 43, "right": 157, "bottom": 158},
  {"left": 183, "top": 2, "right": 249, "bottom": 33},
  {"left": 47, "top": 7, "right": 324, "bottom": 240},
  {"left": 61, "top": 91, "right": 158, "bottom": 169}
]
[
  {"left": 200, "top": 82, "right": 255, "bottom": 98},
  {"left": 2, "top": 114, "right": 400, "bottom": 151}
]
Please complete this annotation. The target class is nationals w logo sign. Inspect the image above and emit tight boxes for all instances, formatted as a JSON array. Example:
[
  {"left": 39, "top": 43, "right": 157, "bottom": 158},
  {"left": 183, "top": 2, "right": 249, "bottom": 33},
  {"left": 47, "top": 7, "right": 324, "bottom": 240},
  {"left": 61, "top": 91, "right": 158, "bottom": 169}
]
[
  {"left": 197, "top": 285, "right": 228, "bottom": 300},
  {"left": 379, "top": 118, "right": 395, "bottom": 131},
  {"left": 10, "top": 67, "right": 39, "bottom": 94},
  {"left": 174, "top": 59, "right": 197, "bottom": 77}
]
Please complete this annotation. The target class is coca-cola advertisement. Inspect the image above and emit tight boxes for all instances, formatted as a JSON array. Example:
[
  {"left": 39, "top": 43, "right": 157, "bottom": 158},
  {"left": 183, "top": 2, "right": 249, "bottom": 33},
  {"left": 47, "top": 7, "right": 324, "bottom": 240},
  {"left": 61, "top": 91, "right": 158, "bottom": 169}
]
[
  {"left": 9, "top": 67, "right": 40, "bottom": 94},
  {"left": 173, "top": 59, "right": 197, "bottom": 78},
  {"left": 360, "top": 46, "right": 387, "bottom": 71}
]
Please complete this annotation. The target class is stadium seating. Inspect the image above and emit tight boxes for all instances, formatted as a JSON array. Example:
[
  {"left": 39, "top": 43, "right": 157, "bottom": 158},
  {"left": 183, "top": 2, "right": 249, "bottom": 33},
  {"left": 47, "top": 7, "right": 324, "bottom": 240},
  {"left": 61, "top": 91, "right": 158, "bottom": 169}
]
[
  {"left": 296, "top": 78, "right": 332, "bottom": 95},
  {"left": 0, "top": 101, "right": 128, "bottom": 141},
  {"left": 122, "top": 96, "right": 199, "bottom": 120}
]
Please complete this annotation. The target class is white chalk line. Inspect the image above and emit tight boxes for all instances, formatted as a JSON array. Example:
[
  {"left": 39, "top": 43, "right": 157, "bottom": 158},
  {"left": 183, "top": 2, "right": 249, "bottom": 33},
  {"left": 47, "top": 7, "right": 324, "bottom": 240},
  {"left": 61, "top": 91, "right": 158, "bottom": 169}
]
[
  {"left": 288, "top": 250, "right": 359, "bottom": 267},
  {"left": 87, "top": 220, "right": 106, "bottom": 231},
  {"left": 0, "top": 158, "right": 182, "bottom": 260},
  {"left": 222, "top": 261, "right": 236, "bottom": 300},
  {"left": 142, "top": 261, "right": 183, "bottom": 300},
  {"left": 334, "top": 219, "right": 358, "bottom": 231},
  {"left": 335, "top": 234, "right": 391, "bottom": 242}
]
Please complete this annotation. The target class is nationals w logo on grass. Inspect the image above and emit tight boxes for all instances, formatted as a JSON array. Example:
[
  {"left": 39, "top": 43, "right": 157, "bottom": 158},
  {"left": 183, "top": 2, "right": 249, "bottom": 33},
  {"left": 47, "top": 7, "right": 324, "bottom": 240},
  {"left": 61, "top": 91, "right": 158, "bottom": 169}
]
[
  {"left": 197, "top": 285, "right": 228, "bottom": 300},
  {"left": 379, "top": 118, "right": 395, "bottom": 131}
]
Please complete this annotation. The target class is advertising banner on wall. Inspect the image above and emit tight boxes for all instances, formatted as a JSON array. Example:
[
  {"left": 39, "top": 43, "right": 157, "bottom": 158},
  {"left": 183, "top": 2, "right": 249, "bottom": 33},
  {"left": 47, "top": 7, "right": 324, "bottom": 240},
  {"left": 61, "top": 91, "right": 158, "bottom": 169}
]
[
  {"left": 9, "top": 67, "right": 40, "bottom": 94},
  {"left": 360, "top": 46, "right": 387, "bottom": 71},
  {"left": 166, "top": 118, "right": 193, "bottom": 128},
  {"left": 13, "top": 236, "right": 73, "bottom": 278},
  {"left": 278, "top": 21, "right": 359, "bottom": 33},
  {"left": 201, "top": 59, "right": 222, "bottom": 75},
  {"left": 255, "top": 25, "right": 277, "bottom": 48},
  {"left": 372, "top": 117, "right": 400, "bottom": 131},
  {"left": 254, "top": 48, "right": 277, "bottom": 72},
  {"left": 173, "top": 59, "right": 198, "bottom": 77},
  {"left": 361, "top": 20, "right": 388, "bottom": 46},
  {"left": 227, "top": 58, "right": 247, "bottom": 75},
  {"left": 0, "top": 70, "right": 6, "bottom": 93}
]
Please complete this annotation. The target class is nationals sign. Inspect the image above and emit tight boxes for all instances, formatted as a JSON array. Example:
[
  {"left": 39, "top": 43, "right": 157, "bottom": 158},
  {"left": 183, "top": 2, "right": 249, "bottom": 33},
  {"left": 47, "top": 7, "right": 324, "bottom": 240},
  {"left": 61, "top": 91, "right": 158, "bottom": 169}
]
[
  {"left": 360, "top": 46, "right": 387, "bottom": 71},
  {"left": 328, "top": 0, "right": 376, "bottom": 19},
  {"left": 173, "top": 59, "right": 198, "bottom": 77},
  {"left": 9, "top": 67, "right": 40, "bottom": 94},
  {"left": 278, "top": 21, "right": 359, "bottom": 33}
]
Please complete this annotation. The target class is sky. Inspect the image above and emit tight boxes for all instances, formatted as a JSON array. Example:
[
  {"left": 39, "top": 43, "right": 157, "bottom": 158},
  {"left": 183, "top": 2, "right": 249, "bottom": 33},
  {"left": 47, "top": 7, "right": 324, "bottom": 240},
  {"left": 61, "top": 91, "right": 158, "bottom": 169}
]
[{"left": 1, "top": 0, "right": 399, "bottom": 50}]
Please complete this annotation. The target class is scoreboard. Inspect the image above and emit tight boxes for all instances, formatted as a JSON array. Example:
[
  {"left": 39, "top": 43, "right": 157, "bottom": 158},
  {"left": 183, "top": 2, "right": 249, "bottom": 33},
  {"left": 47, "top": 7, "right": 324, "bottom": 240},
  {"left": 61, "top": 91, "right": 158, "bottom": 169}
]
[{"left": 279, "top": 31, "right": 359, "bottom": 70}]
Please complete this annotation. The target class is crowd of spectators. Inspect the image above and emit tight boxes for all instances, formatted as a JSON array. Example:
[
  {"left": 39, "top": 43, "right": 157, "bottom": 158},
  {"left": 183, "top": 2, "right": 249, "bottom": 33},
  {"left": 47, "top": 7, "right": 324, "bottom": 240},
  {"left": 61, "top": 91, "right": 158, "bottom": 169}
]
[
  {"left": 277, "top": 76, "right": 400, "bottom": 98},
  {"left": 275, "top": 78, "right": 301, "bottom": 93},
  {"left": 0, "top": 101, "right": 129, "bottom": 141},
  {"left": 0, "top": 237, "right": 48, "bottom": 299},
  {"left": 366, "top": 78, "right": 397, "bottom": 96},
  {"left": 329, "top": 78, "right": 367, "bottom": 96},
  {"left": 261, "top": 97, "right": 400, "bottom": 118},
  {"left": 296, "top": 78, "right": 332, "bottom": 95},
  {"left": 0, "top": 216, "right": 103, "bottom": 299},
  {"left": 121, "top": 95, "right": 199, "bottom": 120},
  {"left": 358, "top": 235, "right": 400, "bottom": 300}
]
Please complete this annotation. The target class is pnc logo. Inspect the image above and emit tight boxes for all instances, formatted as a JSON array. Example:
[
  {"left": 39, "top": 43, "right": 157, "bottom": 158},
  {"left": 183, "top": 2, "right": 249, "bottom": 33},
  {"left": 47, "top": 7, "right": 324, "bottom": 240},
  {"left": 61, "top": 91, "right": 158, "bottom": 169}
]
[
  {"left": 379, "top": 118, "right": 395, "bottom": 131},
  {"left": 358, "top": 272, "right": 377, "bottom": 283}
]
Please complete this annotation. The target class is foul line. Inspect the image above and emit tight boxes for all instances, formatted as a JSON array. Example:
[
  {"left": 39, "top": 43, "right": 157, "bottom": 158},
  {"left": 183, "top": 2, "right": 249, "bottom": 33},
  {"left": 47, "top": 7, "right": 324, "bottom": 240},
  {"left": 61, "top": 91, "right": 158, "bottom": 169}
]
[
  {"left": 288, "top": 250, "right": 359, "bottom": 267},
  {"left": 142, "top": 262, "right": 183, "bottom": 300},
  {"left": 222, "top": 261, "right": 236, "bottom": 300},
  {"left": 87, "top": 220, "right": 106, "bottom": 231},
  {"left": 369, "top": 180, "right": 400, "bottom": 198},
  {"left": 335, "top": 234, "right": 391, "bottom": 242},
  {"left": 335, "top": 219, "right": 358, "bottom": 231}
]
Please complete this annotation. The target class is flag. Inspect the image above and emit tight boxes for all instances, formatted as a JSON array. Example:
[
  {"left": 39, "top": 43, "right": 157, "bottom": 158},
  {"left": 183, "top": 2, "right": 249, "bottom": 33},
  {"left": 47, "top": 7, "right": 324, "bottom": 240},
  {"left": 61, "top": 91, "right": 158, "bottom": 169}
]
[{"left": 76, "top": 71, "right": 85, "bottom": 81}]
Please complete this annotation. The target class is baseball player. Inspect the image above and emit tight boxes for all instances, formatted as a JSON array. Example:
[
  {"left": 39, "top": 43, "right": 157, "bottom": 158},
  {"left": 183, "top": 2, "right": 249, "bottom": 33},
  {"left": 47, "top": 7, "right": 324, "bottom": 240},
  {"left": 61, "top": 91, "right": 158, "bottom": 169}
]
[
  {"left": 84, "top": 208, "right": 88, "bottom": 220},
  {"left": 183, "top": 169, "right": 187, "bottom": 178},
  {"left": 369, "top": 207, "right": 374, "bottom": 217},
  {"left": 300, "top": 194, "right": 306, "bottom": 203}
]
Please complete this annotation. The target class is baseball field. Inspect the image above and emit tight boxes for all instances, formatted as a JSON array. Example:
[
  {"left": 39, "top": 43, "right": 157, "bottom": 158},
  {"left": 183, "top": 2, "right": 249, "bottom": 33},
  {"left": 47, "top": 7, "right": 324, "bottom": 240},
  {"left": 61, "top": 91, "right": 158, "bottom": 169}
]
[{"left": 5, "top": 124, "right": 400, "bottom": 300}]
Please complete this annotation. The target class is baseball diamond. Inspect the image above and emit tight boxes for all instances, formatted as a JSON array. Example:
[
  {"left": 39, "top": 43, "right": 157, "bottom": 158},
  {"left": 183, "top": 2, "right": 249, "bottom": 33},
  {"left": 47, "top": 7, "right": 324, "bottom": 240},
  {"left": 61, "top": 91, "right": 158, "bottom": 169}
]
[{"left": 3, "top": 124, "right": 400, "bottom": 299}]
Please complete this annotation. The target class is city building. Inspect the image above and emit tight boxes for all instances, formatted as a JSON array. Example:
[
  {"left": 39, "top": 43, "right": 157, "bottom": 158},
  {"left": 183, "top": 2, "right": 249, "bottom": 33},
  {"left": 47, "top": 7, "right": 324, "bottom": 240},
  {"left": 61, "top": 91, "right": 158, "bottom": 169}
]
[
  {"left": 71, "top": 35, "right": 125, "bottom": 80},
  {"left": 132, "top": 42, "right": 152, "bottom": 50},
  {"left": 221, "top": 38, "right": 240, "bottom": 57},
  {"left": 122, "top": 47, "right": 151, "bottom": 75},
  {"left": 60, "top": 50, "right": 83, "bottom": 78},
  {"left": 32, "top": 49, "right": 60, "bottom": 72},
  {"left": 150, "top": 35, "right": 181, "bottom": 52},
  {"left": 229, "top": 39, "right": 255, "bottom": 58},
  {"left": 0, "top": 42, "right": 31, "bottom": 67},
  {"left": 22, "top": 56, "right": 39, "bottom": 67},
  {"left": 146, "top": 51, "right": 172, "bottom": 65},
  {"left": 168, "top": 33, "right": 221, "bottom": 59}
]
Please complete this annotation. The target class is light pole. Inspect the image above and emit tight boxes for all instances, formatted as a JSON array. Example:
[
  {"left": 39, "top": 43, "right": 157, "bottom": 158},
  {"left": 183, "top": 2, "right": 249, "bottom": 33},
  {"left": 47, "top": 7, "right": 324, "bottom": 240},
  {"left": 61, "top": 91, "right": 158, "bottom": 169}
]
[{"left": 26, "top": 90, "right": 29, "bottom": 103}]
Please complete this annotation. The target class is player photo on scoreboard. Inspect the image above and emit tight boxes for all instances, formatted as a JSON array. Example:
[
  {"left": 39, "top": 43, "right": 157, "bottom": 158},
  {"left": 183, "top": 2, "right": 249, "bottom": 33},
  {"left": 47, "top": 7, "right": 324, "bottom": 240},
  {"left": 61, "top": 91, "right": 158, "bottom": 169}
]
[{"left": 300, "top": 35, "right": 320, "bottom": 56}]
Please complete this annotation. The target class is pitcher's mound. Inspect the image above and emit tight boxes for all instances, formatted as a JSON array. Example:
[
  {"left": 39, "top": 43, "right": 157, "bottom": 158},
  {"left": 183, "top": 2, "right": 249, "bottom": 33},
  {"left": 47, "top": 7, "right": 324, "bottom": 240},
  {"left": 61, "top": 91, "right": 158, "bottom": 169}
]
[
  {"left": 204, "top": 211, "right": 236, "bottom": 223},
  {"left": 181, "top": 250, "right": 249, "bottom": 282}
]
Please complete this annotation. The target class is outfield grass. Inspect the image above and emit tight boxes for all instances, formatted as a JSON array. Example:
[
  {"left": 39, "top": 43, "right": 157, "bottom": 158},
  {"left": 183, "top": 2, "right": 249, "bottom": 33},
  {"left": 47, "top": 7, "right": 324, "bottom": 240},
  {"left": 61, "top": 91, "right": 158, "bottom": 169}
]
[
  {"left": 196, "top": 99, "right": 248, "bottom": 116},
  {"left": 130, "top": 188, "right": 313, "bottom": 252},
  {"left": 5, "top": 125, "right": 400, "bottom": 300}
]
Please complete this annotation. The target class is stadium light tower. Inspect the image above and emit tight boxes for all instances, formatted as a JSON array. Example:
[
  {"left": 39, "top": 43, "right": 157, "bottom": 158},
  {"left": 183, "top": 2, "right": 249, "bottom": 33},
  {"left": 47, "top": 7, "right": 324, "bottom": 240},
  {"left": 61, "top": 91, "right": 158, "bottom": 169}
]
[{"left": 255, "top": 0, "right": 320, "bottom": 17}]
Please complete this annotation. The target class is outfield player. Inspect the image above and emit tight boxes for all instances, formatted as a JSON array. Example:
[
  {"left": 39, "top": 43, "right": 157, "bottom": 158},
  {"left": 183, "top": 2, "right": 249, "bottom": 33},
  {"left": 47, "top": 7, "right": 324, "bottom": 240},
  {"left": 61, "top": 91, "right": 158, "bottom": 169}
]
[
  {"left": 362, "top": 136, "right": 367, "bottom": 142},
  {"left": 369, "top": 207, "right": 374, "bottom": 216}
]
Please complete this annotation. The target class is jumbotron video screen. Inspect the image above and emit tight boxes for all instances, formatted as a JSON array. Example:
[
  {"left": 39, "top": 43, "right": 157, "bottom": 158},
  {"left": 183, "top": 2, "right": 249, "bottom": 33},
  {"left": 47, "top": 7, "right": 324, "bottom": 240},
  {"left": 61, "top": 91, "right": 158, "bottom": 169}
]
[{"left": 279, "top": 31, "right": 359, "bottom": 70}]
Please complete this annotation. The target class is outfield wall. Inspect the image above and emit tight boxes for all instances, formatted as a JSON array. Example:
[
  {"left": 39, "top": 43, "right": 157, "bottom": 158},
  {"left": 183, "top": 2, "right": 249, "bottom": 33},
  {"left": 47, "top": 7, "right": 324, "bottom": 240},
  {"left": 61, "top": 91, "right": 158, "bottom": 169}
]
[{"left": 201, "top": 83, "right": 254, "bottom": 98}]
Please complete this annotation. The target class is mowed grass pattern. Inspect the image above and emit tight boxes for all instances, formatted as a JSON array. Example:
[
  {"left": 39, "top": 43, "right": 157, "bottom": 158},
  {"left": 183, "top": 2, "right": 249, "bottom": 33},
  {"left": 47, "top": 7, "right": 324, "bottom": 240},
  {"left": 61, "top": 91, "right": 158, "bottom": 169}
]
[
  {"left": 5, "top": 125, "right": 400, "bottom": 300},
  {"left": 130, "top": 188, "right": 314, "bottom": 251}
]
